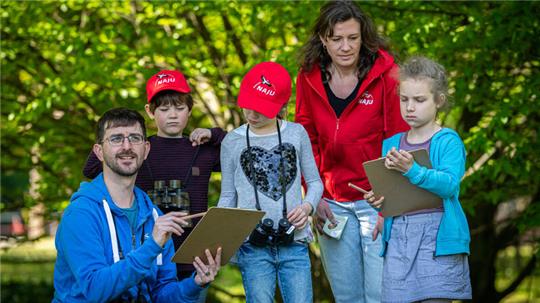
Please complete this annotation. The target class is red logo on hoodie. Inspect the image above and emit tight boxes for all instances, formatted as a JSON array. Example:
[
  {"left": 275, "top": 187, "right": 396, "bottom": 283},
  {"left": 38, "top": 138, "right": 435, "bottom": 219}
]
[{"left": 359, "top": 91, "right": 374, "bottom": 105}]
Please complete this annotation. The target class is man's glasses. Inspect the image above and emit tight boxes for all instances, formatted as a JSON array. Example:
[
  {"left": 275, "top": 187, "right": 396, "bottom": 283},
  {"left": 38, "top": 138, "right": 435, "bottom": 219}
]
[{"left": 103, "top": 134, "right": 145, "bottom": 146}]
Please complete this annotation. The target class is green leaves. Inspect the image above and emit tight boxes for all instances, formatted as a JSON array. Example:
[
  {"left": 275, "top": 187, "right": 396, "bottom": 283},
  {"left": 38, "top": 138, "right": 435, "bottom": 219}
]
[{"left": 2, "top": 0, "right": 538, "bottom": 220}]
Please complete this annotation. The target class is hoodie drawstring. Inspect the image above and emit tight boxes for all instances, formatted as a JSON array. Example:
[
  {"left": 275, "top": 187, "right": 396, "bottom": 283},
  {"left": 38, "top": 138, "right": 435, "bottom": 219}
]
[
  {"left": 102, "top": 199, "right": 162, "bottom": 265},
  {"left": 103, "top": 199, "right": 121, "bottom": 263},
  {"left": 152, "top": 208, "right": 162, "bottom": 265}
]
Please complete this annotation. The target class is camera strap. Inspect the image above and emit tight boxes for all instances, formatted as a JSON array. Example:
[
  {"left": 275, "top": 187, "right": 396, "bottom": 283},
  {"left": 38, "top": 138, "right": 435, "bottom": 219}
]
[
  {"left": 245, "top": 119, "right": 288, "bottom": 218},
  {"left": 182, "top": 145, "right": 201, "bottom": 188}
]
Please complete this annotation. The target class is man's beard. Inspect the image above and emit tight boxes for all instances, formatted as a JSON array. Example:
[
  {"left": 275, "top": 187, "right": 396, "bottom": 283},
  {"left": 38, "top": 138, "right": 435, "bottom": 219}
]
[{"left": 104, "top": 150, "right": 140, "bottom": 177}]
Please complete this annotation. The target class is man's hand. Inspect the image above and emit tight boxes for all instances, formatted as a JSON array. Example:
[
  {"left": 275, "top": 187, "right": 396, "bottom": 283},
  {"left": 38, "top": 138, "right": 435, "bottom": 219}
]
[
  {"left": 189, "top": 128, "right": 212, "bottom": 146},
  {"left": 152, "top": 212, "right": 189, "bottom": 247},
  {"left": 287, "top": 203, "right": 313, "bottom": 229},
  {"left": 364, "top": 191, "right": 385, "bottom": 209},
  {"left": 194, "top": 247, "right": 222, "bottom": 286},
  {"left": 385, "top": 148, "right": 413, "bottom": 173},
  {"left": 314, "top": 199, "right": 335, "bottom": 234}
]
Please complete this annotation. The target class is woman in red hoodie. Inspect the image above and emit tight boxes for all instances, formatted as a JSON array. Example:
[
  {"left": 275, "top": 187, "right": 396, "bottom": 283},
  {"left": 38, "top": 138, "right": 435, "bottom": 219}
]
[{"left": 295, "top": 1, "right": 408, "bottom": 302}]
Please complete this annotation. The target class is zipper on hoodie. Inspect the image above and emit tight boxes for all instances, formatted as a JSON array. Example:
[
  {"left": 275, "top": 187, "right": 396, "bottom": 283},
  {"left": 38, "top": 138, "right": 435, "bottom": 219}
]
[
  {"left": 331, "top": 119, "right": 341, "bottom": 195},
  {"left": 334, "top": 119, "right": 340, "bottom": 145},
  {"left": 131, "top": 228, "right": 136, "bottom": 249}
]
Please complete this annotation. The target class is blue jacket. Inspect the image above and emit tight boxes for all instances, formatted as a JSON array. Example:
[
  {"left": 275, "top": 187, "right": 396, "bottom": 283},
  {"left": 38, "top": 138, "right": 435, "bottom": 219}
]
[
  {"left": 53, "top": 173, "right": 202, "bottom": 302},
  {"left": 380, "top": 128, "right": 471, "bottom": 256}
]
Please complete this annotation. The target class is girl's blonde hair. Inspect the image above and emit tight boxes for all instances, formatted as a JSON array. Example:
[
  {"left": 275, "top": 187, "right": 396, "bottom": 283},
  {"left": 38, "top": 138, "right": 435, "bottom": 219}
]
[{"left": 399, "top": 56, "right": 450, "bottom": 111}]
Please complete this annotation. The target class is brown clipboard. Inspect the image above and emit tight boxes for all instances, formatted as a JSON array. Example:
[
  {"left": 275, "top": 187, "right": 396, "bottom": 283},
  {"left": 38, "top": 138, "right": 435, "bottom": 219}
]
[
  {"left": 171, "top": 207, "right": 264, "bottom": 266},
  {"left": 362, "top": 149, "right": 442, "bottom": 217}
]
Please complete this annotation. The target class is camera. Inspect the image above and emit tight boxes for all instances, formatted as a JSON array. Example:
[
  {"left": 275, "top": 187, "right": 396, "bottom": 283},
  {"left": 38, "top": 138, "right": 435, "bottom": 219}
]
[
  {"left": 147, "top": 180, "right": 192, "bottom": 227},
  {"left": 249, "top": 217, "right": 296, "bottom": 247}
]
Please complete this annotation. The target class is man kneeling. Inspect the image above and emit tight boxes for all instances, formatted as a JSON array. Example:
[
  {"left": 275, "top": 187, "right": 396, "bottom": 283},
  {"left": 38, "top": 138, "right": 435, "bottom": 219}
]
[{"left": 53, "top": 107, "right": 221, "bottom": 302}]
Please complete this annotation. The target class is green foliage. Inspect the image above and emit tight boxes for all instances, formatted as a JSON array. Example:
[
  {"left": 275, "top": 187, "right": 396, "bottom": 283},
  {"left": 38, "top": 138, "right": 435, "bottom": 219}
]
[{"left": 1, "top": 1, "right": 539, "bottom": 302}]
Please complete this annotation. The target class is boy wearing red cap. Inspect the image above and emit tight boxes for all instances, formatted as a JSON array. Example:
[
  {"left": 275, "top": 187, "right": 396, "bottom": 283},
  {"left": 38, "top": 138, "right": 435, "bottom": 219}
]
[
  {"left": 83, "top": 70, "right": 225, "bottom": 300},
  {"left": 217, "top": 62, "right": 323, "bottom": 302}
]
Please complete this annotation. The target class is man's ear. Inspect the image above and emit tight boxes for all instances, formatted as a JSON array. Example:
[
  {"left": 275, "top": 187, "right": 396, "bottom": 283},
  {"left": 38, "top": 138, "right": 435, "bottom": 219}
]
[
  {"left": 93, "top": 143, "right": 105, "bottom": 162},
  {"left": 143, "top": 140, "right": 151, "bottom": 160},
  {"left": 144, "top": 104, "right": 155, "bottom": 119}
]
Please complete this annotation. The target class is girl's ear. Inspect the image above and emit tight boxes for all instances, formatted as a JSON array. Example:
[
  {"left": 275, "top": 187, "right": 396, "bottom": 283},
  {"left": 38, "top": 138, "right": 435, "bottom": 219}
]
[{"left": 436, "top": 93, "right": 446, "bottom": 109}]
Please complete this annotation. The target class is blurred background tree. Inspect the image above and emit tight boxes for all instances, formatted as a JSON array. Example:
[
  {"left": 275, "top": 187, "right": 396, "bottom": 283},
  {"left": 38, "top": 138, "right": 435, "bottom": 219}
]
[{"left": 1, "top": 1, "right": 538, "bottom": 302}]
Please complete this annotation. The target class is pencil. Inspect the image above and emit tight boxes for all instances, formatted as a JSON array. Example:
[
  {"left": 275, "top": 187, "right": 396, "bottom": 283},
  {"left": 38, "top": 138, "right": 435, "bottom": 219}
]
[
  {"left": 348, "top": 182, "right": 369, "bottom": 194},
  {"left": 181, "top": 212, "right": 207, "bottom": 220}
]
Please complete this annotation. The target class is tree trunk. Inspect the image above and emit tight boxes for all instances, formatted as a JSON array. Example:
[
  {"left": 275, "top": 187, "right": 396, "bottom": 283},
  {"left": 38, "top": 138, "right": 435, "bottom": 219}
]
[{"left": 469, "top": 202, "right": 499, "bottom": 302}]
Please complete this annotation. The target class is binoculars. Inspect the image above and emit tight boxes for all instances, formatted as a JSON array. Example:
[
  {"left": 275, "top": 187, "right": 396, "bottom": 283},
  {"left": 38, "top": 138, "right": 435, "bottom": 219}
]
[
  {"left": 147, "top": 180, "right": 192, "bottom": 227},
  {"left": 249, "top": 217, "right": 296, "bottom": 247}
]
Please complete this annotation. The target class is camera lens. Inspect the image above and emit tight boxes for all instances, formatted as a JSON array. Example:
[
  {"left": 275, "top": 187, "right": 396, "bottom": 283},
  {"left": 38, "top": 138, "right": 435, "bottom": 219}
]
[
  {"left": 154, "top": 180, "right": 165, "bottom": 190},
  {"left": 249, "top": 218, "right": 275, "bottom": 247},
  {"left": 169, "top": 179, "right": 181, "bottom": 190},
  {"left": 278, "top": 218, "right": 292, "bottom": 233},
  {"left": 276, "top": 218, "right": 295, "bottom": 246},
  {"left": 261, "top": 218, "right": 274, "bottom": 232}
]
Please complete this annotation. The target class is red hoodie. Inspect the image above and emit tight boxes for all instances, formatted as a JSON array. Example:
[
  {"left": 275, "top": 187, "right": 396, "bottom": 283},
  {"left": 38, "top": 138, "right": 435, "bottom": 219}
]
[{"left": 295, "top": 49, "right": 409, "bottom": 202}]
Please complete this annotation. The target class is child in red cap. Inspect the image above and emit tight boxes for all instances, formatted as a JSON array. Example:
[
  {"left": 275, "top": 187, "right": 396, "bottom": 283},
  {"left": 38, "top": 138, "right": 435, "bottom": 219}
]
[
  {"left": 83, "top": 69, "right": 226, "bottom": 302},
  {"left": 217, "top": 62, "right": 323, "bottom": 302}
]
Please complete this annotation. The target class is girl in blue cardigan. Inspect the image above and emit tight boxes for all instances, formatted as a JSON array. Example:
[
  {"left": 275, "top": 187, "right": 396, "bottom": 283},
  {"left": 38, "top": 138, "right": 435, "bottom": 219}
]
[{"left": 364, "top": 56, "right": 472, "bottom": 302}]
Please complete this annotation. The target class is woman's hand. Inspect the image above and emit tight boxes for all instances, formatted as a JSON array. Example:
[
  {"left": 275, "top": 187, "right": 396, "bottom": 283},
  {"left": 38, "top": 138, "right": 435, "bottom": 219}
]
[
  {"left": 385, "top": 148, "right": 413, "bottom": 173},
  {"left": 364, "top": 191, "right": 384, "bottom": 209},
  {"left": 314, "top": 199, "right": 335, "bottom": 234},
  {"left": 193, "top": 247, "right": 222, "bottom": 286},
  {"left": 287, "top": 203, "right": 313, "bottom": 229}
]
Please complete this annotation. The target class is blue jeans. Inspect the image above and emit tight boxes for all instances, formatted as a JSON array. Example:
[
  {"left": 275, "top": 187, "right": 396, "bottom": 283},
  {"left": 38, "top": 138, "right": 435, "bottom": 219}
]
[
  {"left": 318, "top": 199, "right": 383, "bottom": 303},
  {"left": 237, "top": 242, "right": 313, "bottom": 303}
]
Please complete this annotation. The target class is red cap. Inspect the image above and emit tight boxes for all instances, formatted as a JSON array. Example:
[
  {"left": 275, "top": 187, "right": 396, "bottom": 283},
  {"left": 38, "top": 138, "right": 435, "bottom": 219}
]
[
  {"left": 146, "top": 70, "right": 190, "bottom": 103},
  {"left": 237, "top": 62, "right": 291, "bottom": 119}
]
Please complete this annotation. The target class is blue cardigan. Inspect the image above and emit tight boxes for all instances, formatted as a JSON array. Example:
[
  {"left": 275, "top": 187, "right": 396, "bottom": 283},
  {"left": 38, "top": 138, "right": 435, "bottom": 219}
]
[{"left": 380, "top": 128, "right": 471, "bottom": 256}]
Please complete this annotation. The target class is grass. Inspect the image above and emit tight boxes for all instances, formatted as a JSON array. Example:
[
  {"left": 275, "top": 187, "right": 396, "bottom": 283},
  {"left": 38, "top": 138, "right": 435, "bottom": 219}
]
[{"left": 1, "top": 237, "right": 538, "bottom": 302}]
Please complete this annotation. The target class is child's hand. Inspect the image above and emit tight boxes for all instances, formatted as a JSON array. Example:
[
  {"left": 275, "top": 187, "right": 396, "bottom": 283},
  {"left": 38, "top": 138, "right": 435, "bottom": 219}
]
[
  {"left": 287, "top": 203, "right": 313, "bottom": 229},
  {"left": 364, "top": 191, "right": 384, "bottom": 209},
  {"left": 385, "top": 147, "right": 413, "bottom": 173},
  {"left": 190, "top": 128, "right": 212, "bottom": 146}
]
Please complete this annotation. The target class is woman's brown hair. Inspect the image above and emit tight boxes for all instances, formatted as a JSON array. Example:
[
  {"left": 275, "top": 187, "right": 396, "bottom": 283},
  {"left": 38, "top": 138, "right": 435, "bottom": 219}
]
[{"left": 299, "top": 0, "right": 389, "bottom": 83}]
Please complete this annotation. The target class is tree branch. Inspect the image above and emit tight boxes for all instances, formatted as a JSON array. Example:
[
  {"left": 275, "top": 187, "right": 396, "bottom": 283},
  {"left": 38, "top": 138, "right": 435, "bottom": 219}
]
[
  {"left": 361, "top": 2, "right": 469, "bottom": 18},
  {"left": 221, "top": 13, "right": 247, "bottom": 65},
  {"left": 184, "top": 12, "right": 234, "bottom": 100},
  {"left": 191, "top": 86, "right": 222, "bottom": 128}
]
